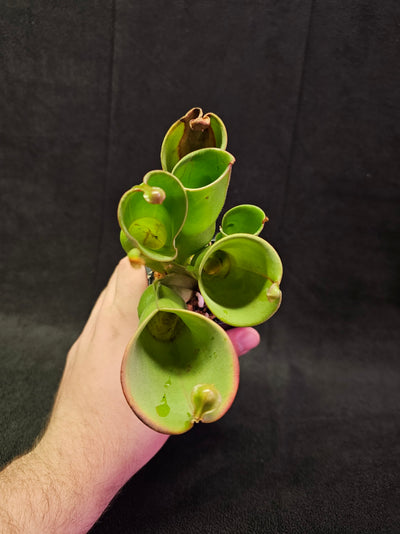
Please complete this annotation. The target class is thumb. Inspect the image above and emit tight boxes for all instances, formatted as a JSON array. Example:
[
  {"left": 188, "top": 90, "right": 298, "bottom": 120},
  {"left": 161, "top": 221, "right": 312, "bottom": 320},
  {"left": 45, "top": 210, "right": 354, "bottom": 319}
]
[{"left": 108, "top": 257, "right": 148, "bottom": 318}]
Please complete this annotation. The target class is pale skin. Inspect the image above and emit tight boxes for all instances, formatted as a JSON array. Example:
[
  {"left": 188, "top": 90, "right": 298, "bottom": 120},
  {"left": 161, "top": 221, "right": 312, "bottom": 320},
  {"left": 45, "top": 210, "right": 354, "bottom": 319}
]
[{"left": 0, "top": 258, "right": 260, "bottom": 533}]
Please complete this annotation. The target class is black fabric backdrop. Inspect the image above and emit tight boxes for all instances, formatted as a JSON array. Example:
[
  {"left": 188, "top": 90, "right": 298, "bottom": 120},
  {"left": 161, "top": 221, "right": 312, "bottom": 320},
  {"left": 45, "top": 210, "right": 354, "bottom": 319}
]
[{"left": 1, "top": 1, "right": 399, "bottom": 533}]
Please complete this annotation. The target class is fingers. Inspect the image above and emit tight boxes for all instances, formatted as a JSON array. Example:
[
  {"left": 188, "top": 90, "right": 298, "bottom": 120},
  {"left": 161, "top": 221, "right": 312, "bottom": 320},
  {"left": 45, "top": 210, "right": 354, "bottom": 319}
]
[
  {"left": 86, "top": 258, "right": 259, "bottom": 359},
  {"left": 226, "top": 327, "right": 260, "bottom": 357}
]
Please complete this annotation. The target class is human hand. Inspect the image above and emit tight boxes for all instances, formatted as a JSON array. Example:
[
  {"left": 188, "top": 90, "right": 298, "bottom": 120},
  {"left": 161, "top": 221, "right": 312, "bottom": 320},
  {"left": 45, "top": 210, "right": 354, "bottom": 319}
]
[{"left": 0, "top": 257, "right": 260, "bottom": 533}]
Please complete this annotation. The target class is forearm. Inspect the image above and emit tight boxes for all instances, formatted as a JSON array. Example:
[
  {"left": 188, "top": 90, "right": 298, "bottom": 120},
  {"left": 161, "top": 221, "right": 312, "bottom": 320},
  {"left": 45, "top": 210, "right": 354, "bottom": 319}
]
[
  {"left": 0, "top": 436, "right": 122, "bottom": 534},
  {"left": 0, "top": 338, "right": 168, "bottom": 533},
  {"left": 0, "top": 258, "right": 256, "bottom": 533},
  {"left": 0, "top": 450, "right": 69, "bottom": 533}
]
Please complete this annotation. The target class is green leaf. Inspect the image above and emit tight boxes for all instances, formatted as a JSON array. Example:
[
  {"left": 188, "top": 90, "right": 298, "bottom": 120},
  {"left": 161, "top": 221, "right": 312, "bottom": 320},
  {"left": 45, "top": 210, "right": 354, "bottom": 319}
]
[
  {"left": 121, "top": 306, "right": 239, "bottom": 434},
  {"left": 117, "top": 107, "right": 285, "bottom": 435},
  {"left": 172, "top": 147, "right": 235, "bottom": 261},
  {"left": 160, "top": 272, "right": 197, "bottom": 303},
  {"left": 161, "top": 108, "right": 227, "bottom": 172},
  {"left": 137, "top": 283, "right": 187, "bottom": 322},
  {"left": 118, "top": 170, "right": 187, "bottom": 264},
  {"left": 197, "top": 234, "right": 283, "bottom": 326},
  {"left": 220, "top": 204, "right": 268, "bottom": 236}
]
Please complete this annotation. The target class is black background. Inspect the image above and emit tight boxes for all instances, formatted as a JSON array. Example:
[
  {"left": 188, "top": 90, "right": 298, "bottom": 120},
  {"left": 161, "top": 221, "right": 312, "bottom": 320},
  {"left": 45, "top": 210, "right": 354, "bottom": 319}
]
[{"left": 1, "top": 1, "right": 399, "bottom": 532}]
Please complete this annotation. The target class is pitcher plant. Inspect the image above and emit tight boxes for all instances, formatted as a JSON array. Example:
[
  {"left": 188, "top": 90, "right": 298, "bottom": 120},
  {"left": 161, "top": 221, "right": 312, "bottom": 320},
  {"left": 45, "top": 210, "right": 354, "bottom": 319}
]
[{"left": 118, "top": 108, "right": 283, "bottom": 434}]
